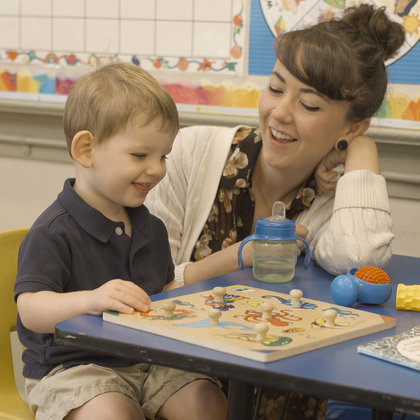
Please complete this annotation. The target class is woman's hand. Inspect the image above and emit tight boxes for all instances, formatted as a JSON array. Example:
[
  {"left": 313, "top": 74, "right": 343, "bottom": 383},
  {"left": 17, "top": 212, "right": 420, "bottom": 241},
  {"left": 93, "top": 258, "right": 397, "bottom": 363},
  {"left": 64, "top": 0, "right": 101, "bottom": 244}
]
[
  {"left": 315, "top": 153, "right": 342, "bottom": 196},
  {"left": 296, "top": 224, "right": 308, "bottom": 256},
  {"left": 315, "top": 135, "right": 379, "bottom": 195}
]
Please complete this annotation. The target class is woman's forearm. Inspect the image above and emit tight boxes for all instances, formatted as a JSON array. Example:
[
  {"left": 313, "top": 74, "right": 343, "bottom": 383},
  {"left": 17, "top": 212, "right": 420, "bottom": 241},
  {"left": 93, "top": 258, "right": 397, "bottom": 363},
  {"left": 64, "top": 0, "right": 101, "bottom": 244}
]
[{"left": 183, "top": 241, "right": 252, "bottom": 285}]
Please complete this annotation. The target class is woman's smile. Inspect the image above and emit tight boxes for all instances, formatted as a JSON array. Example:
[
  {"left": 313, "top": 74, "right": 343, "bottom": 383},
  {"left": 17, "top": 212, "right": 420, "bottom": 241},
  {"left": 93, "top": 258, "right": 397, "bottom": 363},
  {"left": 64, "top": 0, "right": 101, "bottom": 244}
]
[{"left": 270, "top": 127, "right": 297, "bottom": 144}]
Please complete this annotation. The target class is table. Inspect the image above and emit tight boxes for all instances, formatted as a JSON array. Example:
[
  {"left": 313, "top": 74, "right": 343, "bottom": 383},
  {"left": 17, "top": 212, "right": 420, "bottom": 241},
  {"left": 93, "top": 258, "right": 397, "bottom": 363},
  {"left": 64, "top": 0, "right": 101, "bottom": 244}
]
[{"left": 55, "top": 255, "right": 420, "bottom": 420}]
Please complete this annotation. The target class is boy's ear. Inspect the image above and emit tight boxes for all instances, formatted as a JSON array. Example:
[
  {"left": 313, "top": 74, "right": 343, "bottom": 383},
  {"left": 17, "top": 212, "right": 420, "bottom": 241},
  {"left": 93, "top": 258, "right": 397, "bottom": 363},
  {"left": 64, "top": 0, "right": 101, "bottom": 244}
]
[
  {"left": 71, "top": 131, "right": 95, "bottom": 168},
  {"left": 347, "top": 118, "right": 371, "bottom": 138}
]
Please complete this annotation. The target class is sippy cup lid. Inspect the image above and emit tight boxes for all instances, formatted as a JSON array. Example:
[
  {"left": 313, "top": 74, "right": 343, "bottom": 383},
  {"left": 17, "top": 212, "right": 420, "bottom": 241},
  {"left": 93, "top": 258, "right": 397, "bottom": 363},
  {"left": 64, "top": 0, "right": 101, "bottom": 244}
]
[
  {"left": 237, "top": 201, "right": 311, "bottom": 269},
  {"left": 254, "top": 201, "right": 297, "bottom": 240}
]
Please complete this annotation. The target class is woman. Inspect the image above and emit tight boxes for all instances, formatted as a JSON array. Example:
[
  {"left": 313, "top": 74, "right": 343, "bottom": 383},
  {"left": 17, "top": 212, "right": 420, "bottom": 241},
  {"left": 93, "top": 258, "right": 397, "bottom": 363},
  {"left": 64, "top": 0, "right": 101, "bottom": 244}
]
[{"left": 146, "top": 4, "right": 405, "bottom": 419}]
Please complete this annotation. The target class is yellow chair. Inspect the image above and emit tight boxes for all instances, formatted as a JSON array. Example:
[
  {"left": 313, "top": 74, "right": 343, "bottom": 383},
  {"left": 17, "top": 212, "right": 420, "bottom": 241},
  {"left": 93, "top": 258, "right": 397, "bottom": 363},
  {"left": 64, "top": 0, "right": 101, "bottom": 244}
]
[{"left": 0, "top": 228, "right": 34, "bottom": 419}]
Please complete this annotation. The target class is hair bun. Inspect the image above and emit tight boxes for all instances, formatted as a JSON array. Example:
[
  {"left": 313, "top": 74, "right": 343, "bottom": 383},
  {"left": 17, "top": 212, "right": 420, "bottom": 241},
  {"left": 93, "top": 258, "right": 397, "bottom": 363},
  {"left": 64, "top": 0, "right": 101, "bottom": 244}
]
[{"left": 342, "top": 4, "right": 405, "bottom": 61}]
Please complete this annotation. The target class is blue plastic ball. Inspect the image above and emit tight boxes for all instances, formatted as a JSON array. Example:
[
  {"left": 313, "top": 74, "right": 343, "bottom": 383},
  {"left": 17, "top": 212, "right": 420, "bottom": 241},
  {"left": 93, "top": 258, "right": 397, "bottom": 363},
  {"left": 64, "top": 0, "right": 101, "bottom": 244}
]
[{"left": 331, "top": 275, "right": 358, "bottom": 306}]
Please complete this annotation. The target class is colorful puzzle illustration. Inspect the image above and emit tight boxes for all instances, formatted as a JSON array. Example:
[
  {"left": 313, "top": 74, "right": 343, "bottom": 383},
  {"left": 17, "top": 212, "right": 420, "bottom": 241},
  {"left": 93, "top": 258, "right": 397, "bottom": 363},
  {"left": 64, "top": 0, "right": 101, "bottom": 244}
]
[{"left": 103, "top": 285, "right": 396, "bottom": 362}]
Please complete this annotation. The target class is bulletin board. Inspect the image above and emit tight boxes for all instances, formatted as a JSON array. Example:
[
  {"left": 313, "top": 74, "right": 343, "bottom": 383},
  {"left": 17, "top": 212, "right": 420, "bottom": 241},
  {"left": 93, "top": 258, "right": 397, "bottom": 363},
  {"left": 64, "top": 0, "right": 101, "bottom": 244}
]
[
  {"left": 1, "top": 0, "right": 420, "bottom": 125},
  {"left": 0, "top": 0, "right": 246, "bottom": 95}
]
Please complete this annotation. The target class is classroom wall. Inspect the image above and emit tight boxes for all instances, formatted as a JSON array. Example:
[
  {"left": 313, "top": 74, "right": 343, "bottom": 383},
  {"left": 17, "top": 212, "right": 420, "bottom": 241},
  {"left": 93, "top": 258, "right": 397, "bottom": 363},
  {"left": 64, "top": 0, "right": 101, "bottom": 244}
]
[
  {"left": 1, "top": 0, "right": 419, "bottom": 262},
  {"left": 0, "top": 156, "right": 74, "bottom": 229},
  {"left": 1, "top": 155, "right": 419, "bottom": 259}
]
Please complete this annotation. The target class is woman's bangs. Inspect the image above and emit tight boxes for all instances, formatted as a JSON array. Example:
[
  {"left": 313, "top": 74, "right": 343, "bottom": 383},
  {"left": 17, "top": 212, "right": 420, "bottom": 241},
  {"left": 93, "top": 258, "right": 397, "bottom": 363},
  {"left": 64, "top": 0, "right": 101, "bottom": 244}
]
[{"left": 276, "top": 31, "right": 354, "bottom": 100}]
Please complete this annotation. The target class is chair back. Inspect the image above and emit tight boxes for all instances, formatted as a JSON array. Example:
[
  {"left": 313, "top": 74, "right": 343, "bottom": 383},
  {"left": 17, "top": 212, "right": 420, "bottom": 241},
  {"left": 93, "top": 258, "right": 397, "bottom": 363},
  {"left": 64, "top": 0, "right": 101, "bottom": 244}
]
[{"left": 0, "top": 227, "right": 34, "bottom": 418}]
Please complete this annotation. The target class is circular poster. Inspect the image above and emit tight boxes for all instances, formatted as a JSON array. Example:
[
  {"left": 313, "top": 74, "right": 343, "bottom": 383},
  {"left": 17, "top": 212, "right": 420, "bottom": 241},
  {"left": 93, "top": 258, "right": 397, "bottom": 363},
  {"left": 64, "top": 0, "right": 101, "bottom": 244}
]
[{"left": 259, "top": 0, "right": 420, "bottom": 65}]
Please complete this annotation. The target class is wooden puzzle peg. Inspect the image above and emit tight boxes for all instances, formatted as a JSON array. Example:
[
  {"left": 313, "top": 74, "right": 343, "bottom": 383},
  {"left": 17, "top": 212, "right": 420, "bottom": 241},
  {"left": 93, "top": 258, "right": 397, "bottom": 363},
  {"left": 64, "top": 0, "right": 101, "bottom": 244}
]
[
  {"left": 255, "top": 322, "right": 269, "bottom": 342},
  {"left": 324, "top": 309, "right": 338, "bottom": 327},
  {"left": 162, "top": 301, "right": 176, "bottom": 317},
  {"left": 260, "top": 301, "right": 274, "bottom": 321},
  {"left": 213, "top": 287, "right": 226, "bottom": 303},
  {"left": 208, "top": 308, "right": 222, "bottom": 325},
  {"left": 290, "top": 289, "right": 303, "bottom": 306}
]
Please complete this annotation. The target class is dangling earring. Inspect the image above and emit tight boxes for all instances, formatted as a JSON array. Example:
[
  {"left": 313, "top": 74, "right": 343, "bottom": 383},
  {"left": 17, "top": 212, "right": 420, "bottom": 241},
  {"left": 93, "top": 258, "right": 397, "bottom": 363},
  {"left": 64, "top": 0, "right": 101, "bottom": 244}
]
[{"left": 335, "top": 139, "right": 348, "bottom": 151}]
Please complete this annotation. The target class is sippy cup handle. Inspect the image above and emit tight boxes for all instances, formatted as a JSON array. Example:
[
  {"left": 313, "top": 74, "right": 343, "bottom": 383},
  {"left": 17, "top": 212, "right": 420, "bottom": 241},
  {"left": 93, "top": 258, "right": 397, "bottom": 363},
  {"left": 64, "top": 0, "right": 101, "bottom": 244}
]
[
  {"left": 296, "top": 236, "right": 311, "bottom": 269},
  {"left": 237, "top": 234, "right": 257, "bottom": 270}
]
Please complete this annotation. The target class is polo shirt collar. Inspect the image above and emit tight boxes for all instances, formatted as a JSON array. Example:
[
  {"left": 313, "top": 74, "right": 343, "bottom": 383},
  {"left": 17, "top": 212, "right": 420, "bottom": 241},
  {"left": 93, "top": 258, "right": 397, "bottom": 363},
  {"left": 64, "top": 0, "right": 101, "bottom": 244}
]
[{"left": 57, "top": 179, "right": 152, "bottom": 243}]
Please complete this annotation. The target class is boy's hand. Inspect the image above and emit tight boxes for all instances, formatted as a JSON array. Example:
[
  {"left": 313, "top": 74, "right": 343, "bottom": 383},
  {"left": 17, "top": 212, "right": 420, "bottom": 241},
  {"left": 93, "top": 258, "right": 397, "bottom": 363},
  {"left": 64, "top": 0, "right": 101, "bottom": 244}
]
[{"left": 87, "top": 279, "right": 151, "bottom": 315}]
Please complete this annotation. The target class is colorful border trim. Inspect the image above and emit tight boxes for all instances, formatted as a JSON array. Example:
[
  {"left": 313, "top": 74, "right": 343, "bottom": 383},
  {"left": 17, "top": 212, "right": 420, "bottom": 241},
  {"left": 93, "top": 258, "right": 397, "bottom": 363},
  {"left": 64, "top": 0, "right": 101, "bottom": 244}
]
[{"left": 1, "top": 66, "right": 420, "bottom": 121}]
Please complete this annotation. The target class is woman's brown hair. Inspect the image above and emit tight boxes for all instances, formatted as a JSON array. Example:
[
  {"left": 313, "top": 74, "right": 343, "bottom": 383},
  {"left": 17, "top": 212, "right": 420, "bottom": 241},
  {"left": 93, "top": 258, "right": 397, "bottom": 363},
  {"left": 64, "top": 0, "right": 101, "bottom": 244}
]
[{"left": 275, "top": 4, "right": 405, "bottom": 121}]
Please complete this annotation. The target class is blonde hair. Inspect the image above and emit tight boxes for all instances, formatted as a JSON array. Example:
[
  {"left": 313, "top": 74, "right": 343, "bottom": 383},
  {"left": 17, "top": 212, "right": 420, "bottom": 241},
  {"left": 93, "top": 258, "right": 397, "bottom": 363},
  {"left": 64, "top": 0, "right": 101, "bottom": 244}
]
[{"left": 63, "top": 62, "right": 179, "bottom": 154}]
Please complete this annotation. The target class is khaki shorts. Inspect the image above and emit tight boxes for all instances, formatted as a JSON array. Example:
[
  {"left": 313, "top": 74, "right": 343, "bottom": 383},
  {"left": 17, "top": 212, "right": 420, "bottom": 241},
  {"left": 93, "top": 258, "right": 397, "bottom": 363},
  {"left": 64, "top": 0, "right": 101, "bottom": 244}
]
[{"left": 25, "top": 363, "right": 218, "bottom": 420}]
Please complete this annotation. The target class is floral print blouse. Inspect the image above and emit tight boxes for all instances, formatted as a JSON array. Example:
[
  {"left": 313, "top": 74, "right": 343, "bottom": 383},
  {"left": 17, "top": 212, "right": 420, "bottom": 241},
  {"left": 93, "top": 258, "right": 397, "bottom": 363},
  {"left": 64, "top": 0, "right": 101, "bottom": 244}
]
[{"left": 192, "top": 127, "right": 317, "bottom": 262}]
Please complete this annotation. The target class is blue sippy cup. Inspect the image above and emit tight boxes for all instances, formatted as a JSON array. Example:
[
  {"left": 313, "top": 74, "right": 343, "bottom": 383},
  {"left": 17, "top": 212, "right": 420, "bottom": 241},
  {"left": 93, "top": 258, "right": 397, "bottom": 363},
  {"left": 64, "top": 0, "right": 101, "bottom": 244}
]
[{"left": 238, "top": 201, "right": 311, "bottom": 283}]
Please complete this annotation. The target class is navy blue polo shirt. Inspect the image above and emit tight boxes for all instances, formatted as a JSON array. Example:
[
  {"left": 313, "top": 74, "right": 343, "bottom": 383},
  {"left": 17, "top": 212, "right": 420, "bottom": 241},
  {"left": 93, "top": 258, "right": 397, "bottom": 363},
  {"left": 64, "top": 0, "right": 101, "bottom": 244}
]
[{"left": 14, "top": 178, "right": 174, "bottom": 379}]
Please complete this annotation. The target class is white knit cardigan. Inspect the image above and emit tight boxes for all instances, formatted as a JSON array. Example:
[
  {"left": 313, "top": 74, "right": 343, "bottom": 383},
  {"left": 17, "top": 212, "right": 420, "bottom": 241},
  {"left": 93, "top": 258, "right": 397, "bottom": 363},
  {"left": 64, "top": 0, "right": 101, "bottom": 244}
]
[{"left": 145, "top": 125, "right": 394, "bottom": 284}]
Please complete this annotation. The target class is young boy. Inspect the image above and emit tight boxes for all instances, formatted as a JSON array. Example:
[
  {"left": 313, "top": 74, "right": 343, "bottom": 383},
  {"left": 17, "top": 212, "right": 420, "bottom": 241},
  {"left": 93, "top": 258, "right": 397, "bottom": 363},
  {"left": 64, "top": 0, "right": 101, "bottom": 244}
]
[{"left": 14, "top": 63, "right": 227, "bottom": 420}]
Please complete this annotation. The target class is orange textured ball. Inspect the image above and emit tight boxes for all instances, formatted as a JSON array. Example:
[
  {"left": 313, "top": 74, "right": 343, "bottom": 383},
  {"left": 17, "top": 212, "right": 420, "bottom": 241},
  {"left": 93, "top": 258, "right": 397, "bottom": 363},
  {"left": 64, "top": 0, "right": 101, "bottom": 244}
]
[{"left": 354, "top": 266, "right": 390, "bottom": 284}]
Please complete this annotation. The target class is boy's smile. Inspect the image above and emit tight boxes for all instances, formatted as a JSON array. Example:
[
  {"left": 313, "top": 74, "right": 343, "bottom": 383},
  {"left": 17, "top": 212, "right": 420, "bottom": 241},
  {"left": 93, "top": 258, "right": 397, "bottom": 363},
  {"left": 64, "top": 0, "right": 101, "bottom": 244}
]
[
  {"left": 132, "top": 181, "right": 156, "bottom": 196},
  {"left": 74, "top": 118, "right": 174, "bottom": 223}
]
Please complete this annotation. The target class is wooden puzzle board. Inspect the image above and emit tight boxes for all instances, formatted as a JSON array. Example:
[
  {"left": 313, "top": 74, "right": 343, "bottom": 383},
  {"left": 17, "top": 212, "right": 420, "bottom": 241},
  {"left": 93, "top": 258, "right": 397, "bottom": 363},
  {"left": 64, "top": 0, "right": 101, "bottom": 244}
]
[{"left": 103, "top": 285, "right": 396, "bottom": 362}]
